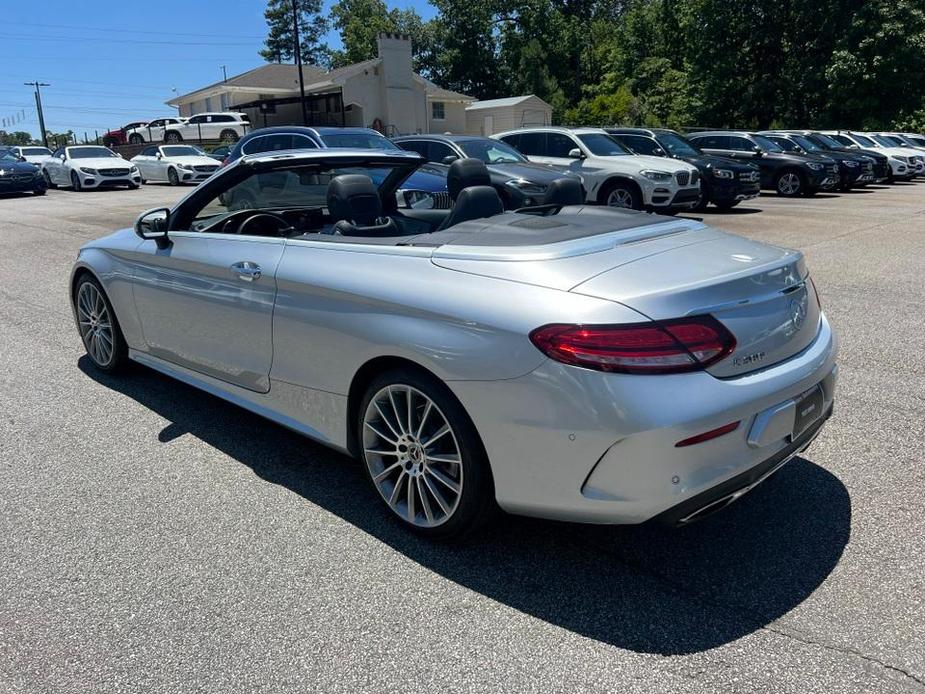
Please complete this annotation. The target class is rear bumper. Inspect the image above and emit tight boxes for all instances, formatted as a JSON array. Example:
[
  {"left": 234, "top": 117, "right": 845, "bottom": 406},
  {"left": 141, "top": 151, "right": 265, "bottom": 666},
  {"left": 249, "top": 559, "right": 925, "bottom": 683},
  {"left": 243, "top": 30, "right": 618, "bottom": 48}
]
[{"left": 451, "top": 313, "right": 838, "bottom": 524}]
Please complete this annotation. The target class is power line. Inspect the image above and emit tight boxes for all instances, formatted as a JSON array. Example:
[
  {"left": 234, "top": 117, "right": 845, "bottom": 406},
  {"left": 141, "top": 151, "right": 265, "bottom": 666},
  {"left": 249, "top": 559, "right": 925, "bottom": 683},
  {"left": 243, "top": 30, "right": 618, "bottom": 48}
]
[
  {"left": 10, "top": 20, "right": 266, "bottom": 39},
  {"left": 0, "top": 32, "right": 259, "bottom": 47}
]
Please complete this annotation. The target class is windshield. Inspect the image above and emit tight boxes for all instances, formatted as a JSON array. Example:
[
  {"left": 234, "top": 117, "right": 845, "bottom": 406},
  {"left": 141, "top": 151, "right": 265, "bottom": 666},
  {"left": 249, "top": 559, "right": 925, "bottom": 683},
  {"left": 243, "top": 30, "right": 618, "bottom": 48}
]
[
  {"left": 792, "top": 135, "right": 823, "bottom": 152},
  {"left": 910, "top": 137, "right": 925, "bottom": 147},
  {"left": 871, "top": 135, "right": 896, "bottom": 148},
  {"left": 577, "top": 133, "right": 629, "bottom": 156},
  {"left": 458, "top": 139, "right": 526, "bottom": 163},
  {"left": 320, "top": 132, "right": 399, "bottom": 150},
  {"left": 0, "top": 151, "right": 21, "bottom": 163},
  {"left": 752, "top": 135, "right": 784, "bottom": 153},
  {"left": 655, "top": 132, "right": 700, "bottom": 156},
  {"left": 771, "top": 137, "right": 798, "bottom": 152},
  {"left": 849, "top": 134, "right": 876, "bottom": 147},
  {"left": 68, "top": 147, "right": 117, "bottom": 159},
  {"left": 162, "top": 146, "right": 204, "bottom": 157},
  {"left": 883, "top": 135, "right": 906, "bottom": 147},
  {"left": 22, "top": 147, "right": 51, "bottom": 156},
  {"left": 810, "top": 133, "right": 841, "bottom": 149}
]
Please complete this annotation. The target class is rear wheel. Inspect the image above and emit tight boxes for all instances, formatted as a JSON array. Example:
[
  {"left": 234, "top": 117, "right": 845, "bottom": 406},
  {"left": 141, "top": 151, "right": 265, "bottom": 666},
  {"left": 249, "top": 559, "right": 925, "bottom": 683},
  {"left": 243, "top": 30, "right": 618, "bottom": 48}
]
[
  {"left": 74, "top": 275, "right": 128, "bottom": 372},
  {"left": 601, "top": 180, "right": 642, "bottom": 210},
  {"left": 775, "top": 169, "right": 803, "bottom": 197},
  {"left": 358, "top": 368, "right": 495, "bottom": 540},
  {"left": 164, "top": 131, "right": 182, "bottom": 144},
  {"left": 219, "top": 129, "right": 239, "bottom": 144}
]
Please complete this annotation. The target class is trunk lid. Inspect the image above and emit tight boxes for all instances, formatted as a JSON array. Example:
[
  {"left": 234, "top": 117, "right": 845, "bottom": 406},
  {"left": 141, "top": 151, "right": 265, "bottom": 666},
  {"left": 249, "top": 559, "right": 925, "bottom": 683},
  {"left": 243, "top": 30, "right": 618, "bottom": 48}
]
[
  {"left": 432, "top": 220, "right": 820, "bottom": 377},
  {"left": 570, "top": 233, "right": 819, "bottom": 377}
]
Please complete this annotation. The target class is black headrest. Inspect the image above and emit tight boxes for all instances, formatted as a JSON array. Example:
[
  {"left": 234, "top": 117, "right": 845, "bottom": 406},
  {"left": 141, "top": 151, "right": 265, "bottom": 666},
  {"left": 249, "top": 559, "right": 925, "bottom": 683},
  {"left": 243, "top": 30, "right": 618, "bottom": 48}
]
[
  {"left": 447, "top": 158, "right": 491, "bottom": 200},
  {"left": 543, "top": 177, "right": 584, "bottom": 206},
  {"left": 327, "top": 174, "right": 381, "bottom": 225},
  {"left": 439, "top": 185, "right": 504, "bottom": 230}
]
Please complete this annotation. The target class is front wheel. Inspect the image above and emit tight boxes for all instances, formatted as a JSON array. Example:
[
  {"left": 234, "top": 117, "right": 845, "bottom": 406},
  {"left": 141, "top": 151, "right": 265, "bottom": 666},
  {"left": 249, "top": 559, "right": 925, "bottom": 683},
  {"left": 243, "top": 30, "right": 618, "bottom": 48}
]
[
  {"left": 74, "top": 275, "right": 129, "bottom": 372},
  {"left": 358, "top": 368, "right": 495, "bottom": 540},
  {"left": 167, "top": 167, "right": 180, "bottom": 186},
  {"left": 70, "top": 171, "right": 82, "bottom": 192},
  {"left": 714, "top": 200, "right": 740, "bottom": 210},
  {"left": 129, "top": 134, "right": 144, "bottom": 145},
  {"left": 601, "top": 181, "right": 642, "bottom": 210},
  {"left": 43, "top": 170, "right": 57, "bottom": 189},
  {"left": 164, "top": 131, "right": 182, "bottom": 143},
  {"left": 775, "top": 170, "right": 803, "bottom": 197},
  {"left": 33, "top": 187, "right": 46, "bottom": 196}
]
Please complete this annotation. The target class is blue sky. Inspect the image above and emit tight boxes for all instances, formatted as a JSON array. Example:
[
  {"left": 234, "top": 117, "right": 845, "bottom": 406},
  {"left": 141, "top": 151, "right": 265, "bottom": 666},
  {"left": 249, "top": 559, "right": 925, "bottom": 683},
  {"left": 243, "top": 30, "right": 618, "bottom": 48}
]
[{"left": 4, "top": 0, "right": 434, "bottom": 141}]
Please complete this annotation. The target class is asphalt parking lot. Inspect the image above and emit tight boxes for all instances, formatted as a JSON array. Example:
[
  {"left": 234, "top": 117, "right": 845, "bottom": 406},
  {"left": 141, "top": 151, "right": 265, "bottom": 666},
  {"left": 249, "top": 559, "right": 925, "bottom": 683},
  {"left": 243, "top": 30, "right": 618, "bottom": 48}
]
[{"left": 1, "top": 183, "right": 923, "bottom": 693}]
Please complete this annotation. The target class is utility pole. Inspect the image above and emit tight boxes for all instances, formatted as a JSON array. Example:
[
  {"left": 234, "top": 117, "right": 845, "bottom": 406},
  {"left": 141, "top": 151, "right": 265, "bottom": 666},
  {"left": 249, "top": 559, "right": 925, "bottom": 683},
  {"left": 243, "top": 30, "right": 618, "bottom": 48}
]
[
  {"left": 221, "top": 65, "right": 228, "bottom": 82},
  {"left": 291, "top": 0, "right": 308, "bottom": 126},
  {"left": 24, "top": 81, "right": 49, "bottom": 148}
]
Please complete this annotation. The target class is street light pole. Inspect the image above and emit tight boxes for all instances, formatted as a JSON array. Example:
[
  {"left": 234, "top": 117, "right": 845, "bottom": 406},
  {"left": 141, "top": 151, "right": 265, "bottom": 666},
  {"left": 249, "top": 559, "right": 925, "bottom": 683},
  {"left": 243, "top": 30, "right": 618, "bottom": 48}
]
[
  {"left": 24, "top": 81, "right": 50, "bottom": 148},
  {"left": 292, "top": 0, "right": 308, "bottom": 126}
]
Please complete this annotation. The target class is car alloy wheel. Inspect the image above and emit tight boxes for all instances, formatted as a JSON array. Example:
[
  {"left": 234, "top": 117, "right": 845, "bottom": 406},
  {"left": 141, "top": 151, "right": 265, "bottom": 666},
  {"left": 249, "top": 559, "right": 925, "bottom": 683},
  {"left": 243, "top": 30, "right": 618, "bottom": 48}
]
[
  {"left": 168, "top": 168, "right": 179, "bottom": 186},
  {"left": 363, "top": 384, "right": 464, "bottom": 528},
  {"left": 71, "top": 171, "right": 82, "bottom": 192},
  {"left": 219, "top": 129, "right": 239, "bottom": 143},
  {"left": 76, "top": 281, "right": 114, "bottom": 368},
  {"left": 165, "top": 132, "right": 181, "bottom": 144},
  {"left": 606, "top": 188, "right": 636, "bottom": 208},
  {"left": 777, "top": 172, "right": 801, "bottom": 196}
]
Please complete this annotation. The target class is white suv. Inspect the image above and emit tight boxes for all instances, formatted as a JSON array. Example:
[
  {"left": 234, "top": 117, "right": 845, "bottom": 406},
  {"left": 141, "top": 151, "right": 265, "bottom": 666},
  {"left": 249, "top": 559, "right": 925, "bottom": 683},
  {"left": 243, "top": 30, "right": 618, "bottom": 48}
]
[
  {"left": 126, "top": 117, "right": 186, "bottom": 144},
  {"left": 164, "top": 112, "right": 250, "bottom": 144},
  {"left": 822, "top": 131, "right": 919, "bottom": 180},
  {"left": 493, "top": 127, "right": 701, "bottom": 210}
]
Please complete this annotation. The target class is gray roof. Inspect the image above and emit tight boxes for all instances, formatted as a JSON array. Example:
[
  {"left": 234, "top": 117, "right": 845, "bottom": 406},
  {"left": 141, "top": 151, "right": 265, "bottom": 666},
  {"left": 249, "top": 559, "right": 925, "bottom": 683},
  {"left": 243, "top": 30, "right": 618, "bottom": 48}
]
[
  {"left": 467, "top": 95, "right": 548, "bottom": 110},
  {"left": 172, "top": 64, "right": 328, "bottom": 102}
]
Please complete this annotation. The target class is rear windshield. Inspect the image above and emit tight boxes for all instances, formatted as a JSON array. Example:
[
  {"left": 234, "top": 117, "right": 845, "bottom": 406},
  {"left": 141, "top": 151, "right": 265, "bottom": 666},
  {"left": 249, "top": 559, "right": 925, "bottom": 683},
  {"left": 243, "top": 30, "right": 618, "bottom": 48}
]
[
  {"left": 320, "top": 133, "right": 399, "bottom": 150},
  {"left": 578, "top": 133, "right": 629, "bottom": 156}
]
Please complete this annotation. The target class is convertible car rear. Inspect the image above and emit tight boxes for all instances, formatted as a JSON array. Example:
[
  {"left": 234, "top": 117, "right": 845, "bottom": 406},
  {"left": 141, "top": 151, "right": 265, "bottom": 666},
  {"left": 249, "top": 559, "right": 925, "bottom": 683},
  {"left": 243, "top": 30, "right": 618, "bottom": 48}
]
[{"left": 70, "top": 150, "right": 837, "bottom": 539}]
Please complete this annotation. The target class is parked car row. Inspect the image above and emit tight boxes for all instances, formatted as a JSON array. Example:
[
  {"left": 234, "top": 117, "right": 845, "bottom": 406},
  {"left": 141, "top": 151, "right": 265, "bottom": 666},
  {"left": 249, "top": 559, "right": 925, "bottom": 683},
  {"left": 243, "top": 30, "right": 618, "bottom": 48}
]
[{"left": 102, "top": 113, "right": 250, "bottom": 146}]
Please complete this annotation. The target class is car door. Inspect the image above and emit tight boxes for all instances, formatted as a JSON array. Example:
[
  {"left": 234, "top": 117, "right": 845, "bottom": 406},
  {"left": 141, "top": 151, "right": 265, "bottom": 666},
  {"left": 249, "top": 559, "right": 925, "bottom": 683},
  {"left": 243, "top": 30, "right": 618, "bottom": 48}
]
[
  {"left": 48, "top": 148, "right": 67, "bottom": 183},
  {"left": 135, "top": 145, "right": 158, "bottom": 179},
  {"left": 130, "top": 175, "right": 287, "bottom": 393}
]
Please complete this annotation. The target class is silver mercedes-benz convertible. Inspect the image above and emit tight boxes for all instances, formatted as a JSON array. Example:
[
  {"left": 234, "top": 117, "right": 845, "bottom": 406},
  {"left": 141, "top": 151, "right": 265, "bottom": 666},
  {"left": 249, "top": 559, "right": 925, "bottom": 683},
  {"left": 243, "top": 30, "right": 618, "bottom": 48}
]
[{"left": 70, "top": 149, "right": 838, "bottom": 539}]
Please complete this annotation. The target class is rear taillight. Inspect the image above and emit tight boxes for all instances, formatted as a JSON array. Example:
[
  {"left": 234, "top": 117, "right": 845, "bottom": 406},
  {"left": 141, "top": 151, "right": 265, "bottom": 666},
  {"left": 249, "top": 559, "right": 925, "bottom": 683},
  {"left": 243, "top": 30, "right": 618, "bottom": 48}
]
[{"left": 529, "top": 316, "right": 736, "bottom": 375}]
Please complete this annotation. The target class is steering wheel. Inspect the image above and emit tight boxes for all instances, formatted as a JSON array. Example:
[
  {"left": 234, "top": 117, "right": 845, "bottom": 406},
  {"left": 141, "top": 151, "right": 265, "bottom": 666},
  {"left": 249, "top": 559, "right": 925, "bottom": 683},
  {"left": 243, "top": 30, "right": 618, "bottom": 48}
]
[{"left": 234, "top": 212, "right": 294, "bottom": 237}]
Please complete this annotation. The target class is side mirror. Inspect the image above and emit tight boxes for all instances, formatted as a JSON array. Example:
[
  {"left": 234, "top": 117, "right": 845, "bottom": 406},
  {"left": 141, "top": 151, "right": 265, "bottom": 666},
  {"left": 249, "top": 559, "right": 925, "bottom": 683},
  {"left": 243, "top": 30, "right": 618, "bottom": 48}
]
[
  {"left": 441, "top": 155, "right": 458, "bottom": 165},
  {"left": 568, "top": 148, "right": 584, "bottom": 159},
  {"left": 752, "top": 146, "right": 764, "bottom": 156},
  {"left": 59, "top": 154, "right": 66, "bottom": 161},
  {"left": 134, "top": 207, "right": 171, "bottom": 248},
  {"left": 156, "top": 152, "right": 163, "bottom": 159}
]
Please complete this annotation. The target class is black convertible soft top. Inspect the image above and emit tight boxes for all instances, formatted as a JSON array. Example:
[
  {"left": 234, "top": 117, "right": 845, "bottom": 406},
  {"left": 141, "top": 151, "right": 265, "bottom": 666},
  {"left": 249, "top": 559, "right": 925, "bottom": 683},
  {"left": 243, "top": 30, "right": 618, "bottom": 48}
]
[{"left": 406, "top": 205, "right": 672, "bottom": 248}]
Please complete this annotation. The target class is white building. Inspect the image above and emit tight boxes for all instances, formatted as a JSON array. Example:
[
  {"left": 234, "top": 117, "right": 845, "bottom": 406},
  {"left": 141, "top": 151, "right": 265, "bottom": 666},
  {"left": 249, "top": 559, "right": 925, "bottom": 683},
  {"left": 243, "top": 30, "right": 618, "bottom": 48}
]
[
  {"left": 465, "top": 95, "right": 553, "bottom": 136},
  {"left": 167, "top": 34, "right": 473, "bottom": 136}
]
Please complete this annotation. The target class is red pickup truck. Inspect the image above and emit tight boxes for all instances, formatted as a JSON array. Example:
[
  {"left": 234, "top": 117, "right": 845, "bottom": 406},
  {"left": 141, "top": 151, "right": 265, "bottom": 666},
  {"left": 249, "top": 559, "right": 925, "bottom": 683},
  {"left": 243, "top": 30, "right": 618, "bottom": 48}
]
[{"left": 101, "top": 121, "right": 148, "bottom": 147}]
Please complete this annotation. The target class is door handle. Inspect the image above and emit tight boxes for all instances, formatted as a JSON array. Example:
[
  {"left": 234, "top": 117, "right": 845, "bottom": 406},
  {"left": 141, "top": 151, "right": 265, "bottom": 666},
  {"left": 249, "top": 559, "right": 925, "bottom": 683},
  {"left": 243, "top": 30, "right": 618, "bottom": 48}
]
[{"left": 230, "top": 261, "right": 261, "bottom": 282}]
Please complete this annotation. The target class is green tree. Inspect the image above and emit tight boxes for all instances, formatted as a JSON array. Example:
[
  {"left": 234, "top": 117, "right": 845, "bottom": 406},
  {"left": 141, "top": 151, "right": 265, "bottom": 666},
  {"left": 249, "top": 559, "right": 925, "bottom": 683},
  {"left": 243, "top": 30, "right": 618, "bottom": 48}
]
[
  {"left": 328, "top": 0, "right": 433, "bottom": 72},
  {"left": 0, "top": 131, "right": 35, "bottom": 146},
  {"left": 260, "top": 0, "right": 329, "bottom": 66}
]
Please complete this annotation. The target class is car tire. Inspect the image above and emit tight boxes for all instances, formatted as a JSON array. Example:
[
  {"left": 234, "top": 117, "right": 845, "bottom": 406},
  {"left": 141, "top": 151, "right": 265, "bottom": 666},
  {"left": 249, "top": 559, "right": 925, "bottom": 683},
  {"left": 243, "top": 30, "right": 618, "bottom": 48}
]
[
  {"left": 70, "top": 171, "right": 82, "bottom": 192},
  {"left": 357, "top": 367, "right": 496, "bottom": 540},
  {"left": 129, "top": 182, "right": 140, "bottom": 189},
  {"left": 167, "top": 168, "right": 179, "bottom": 186},
  {"left": 714, "top": 200, "right": 740, "bottom": 210},
  {"left": 140, "top": 178, "right": 147, "bottom": 185},
  {"left": 219, "top": 129, "right": 239, "bottom": 144},
  {"left": 774, "top": 169, "right": 803, "bottom": 197},
  {"left": 129, "top": 134, "right": 143, "bottom": 145},
  {"left": 33, "top": 187, "right": 46, "bottom": 196},
  {"left": 600, "top": 180, "right": 642, "bottom": 210},
  {"left": 74, "top": 274, "right": 129, "bottom": 373},
  {"left": 164, "top": 131, "right": 182, "bottom": 144},
  {"left": 43, "top": 170, "right": 57, "bottom": 189}
]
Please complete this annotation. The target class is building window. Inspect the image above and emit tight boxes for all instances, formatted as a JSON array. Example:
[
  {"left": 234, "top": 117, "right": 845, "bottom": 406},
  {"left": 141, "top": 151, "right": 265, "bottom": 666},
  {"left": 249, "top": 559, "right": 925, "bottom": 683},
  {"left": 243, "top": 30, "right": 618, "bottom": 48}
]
[
  {"left": 205, "top": 96, "right": 213, "bottom": 111},
  {"left": 431, "top": 101, "right": 445, "bottom": 121},
  {"left": 220, "top": 92, "right": 228, "bottom": 110}
]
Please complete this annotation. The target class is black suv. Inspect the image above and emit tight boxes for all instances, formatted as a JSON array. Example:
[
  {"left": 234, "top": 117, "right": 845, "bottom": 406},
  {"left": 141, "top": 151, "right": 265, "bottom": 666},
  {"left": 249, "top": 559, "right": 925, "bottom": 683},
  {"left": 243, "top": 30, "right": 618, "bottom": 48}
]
[
  {"left": 759, "top": 131, "right": 876, "bottom": 191},
  {"left": 606, "top": 127, "right": 760, "bottom": 210},
  {"left": 393, "top": 134, "right": 578, "bottom": 209},
  {"left": 687, "top": 131, "right": 838, "bottom": 197},
  {"left": 796, "top": 131, "right": 889, "bottom": 183}
]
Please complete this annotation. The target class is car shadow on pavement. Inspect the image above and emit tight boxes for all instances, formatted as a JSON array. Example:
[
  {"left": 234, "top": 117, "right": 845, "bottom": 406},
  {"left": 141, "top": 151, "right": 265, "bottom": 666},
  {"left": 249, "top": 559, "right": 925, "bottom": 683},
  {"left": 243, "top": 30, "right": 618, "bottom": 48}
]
[{"left": 80, "top": 358, "right": 851, "bottom": 656}]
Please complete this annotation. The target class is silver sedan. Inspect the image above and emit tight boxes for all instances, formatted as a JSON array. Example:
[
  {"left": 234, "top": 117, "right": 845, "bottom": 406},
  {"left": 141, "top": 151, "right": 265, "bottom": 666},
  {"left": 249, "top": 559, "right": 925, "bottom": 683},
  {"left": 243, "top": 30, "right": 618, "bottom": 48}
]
[{"left": 70, "top": 149, "right": 838, "bottom": 539}]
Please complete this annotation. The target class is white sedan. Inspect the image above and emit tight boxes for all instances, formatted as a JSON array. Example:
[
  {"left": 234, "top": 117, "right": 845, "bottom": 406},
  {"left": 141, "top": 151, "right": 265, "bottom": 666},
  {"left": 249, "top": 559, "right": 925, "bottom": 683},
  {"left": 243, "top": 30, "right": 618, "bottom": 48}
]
[
  {"left": 131, "top": 145, "right": 221, "bottom": 185},
  {"left": 40, "top": 145, "right": 141, "bottom": 191},
  {"left": 8, "top": 146, "right": 52, "bottom": 165}
]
